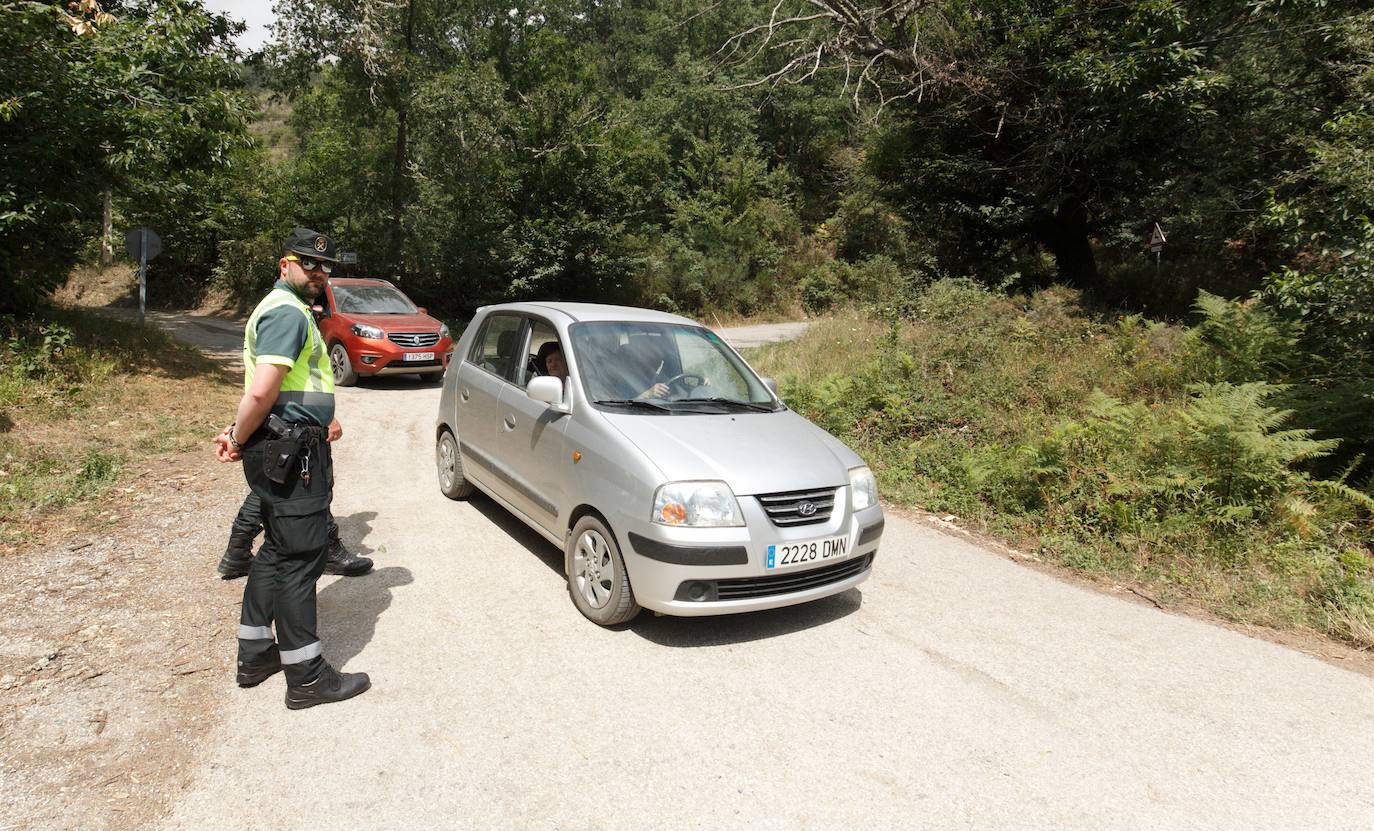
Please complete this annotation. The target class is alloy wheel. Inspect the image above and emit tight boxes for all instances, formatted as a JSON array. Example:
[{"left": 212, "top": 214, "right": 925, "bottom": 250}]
[
  {"left": 330, "top": 344, "right": 348, "bottom": 381},
  {"left": 573, "top": 528, "right": 613, "bottom": 609},
  {"left": 437, "top": 436, "right": 456, "bottom": 491}
]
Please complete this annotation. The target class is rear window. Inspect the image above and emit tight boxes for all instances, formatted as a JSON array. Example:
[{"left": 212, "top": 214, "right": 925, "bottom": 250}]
[{"left": 467, "top": 314, "right": 526, "bottom": 383}]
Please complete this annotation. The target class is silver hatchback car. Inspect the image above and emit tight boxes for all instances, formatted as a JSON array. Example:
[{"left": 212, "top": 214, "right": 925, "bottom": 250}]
[{"left": 435, "top": 302, "right": 883, "bottom": 626}]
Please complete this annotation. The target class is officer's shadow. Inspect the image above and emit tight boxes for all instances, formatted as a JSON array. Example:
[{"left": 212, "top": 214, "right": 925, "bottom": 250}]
[
  {"left": 316, "top": 565, "right": 413, "bottom": 671},
  {"left": 332, "top": 511, "right": 379, "bottom": 557}
]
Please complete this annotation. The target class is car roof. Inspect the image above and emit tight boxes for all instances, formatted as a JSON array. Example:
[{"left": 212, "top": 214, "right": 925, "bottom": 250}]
[
  {"left": 478, "top": 302, "right": 701, "bottom": 327},
  {"left": 328, "top": 277, "right": 396, "bottom": 286}
]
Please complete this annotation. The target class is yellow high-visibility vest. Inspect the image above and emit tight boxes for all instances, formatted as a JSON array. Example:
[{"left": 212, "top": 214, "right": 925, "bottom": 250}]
[{"left": 243, "top": 286, "right": 335, "bottom": 421}]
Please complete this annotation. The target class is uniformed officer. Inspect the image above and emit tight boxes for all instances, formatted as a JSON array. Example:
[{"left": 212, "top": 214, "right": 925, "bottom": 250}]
[
  {"left": 212, "top": 228, "right": 369, "bottom": 710},
  {"left": 217, "top": 494, "right": 373, "bottom": 579}
]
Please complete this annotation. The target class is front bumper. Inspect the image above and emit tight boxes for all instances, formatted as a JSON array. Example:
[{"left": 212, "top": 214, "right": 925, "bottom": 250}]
[
  {"left": 617, "top": 490, "right": 883, "bottom": 617},
  {"left": 350, "top": 337, "right": 454, "bottom": 376}
]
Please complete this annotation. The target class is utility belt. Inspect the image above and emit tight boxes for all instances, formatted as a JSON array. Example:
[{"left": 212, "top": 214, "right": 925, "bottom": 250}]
[{"left": 252, "top": 414, "right": 329, "bottom": 486}]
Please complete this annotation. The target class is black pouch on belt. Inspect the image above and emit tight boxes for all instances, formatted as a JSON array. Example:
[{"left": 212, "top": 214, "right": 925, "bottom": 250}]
[{"left": 262, "top": 439, "right": 299, "bottom": 485}]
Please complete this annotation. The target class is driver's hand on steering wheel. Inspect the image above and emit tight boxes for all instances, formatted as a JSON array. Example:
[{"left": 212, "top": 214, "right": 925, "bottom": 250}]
[{"left": 636, "top": 382, "right": 670, "bottom": 400}]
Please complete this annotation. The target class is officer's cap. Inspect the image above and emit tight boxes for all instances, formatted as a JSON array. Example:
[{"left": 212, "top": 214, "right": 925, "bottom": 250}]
[{"left": 283, "top": 227, "right": 338, "bottom": 262}]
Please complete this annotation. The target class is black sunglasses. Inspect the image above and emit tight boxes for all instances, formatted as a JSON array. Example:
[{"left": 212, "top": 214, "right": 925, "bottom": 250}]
[{"left": 288, "top": 255, "right": 334, "bottom": 275}]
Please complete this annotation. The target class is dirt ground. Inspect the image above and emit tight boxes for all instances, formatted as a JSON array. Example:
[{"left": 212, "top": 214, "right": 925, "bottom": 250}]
[{"left": 0, "top": 450, "right": 247, "bottom": 830}]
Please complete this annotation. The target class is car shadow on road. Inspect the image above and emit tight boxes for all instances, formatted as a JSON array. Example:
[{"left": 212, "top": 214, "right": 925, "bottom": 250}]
[
  {"left": 334, "top": 511, "right": 380, "bottom": 558},
  {"left": 468, "top": 493, "right": 864, "bottom": 646},
  {"left": 317, "top": 565, "right": 414, "bottom": 671},
  {"left": 627, "top": 589, "right": 863, "bottom": 647},
  {"left": 348, "top": 375, "right": 445, "bottom": 391},
  {"left": 469, "top": 493, "right": 565, "bottom": 575}
]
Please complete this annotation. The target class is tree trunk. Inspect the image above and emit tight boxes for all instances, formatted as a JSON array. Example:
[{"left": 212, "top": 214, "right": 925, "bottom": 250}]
[
  {"left": 101, "top": 188, "right": 113, "bottom": 267},
  {"left": 390, "top": 110, "right": 408, "bottom": 270},
  {"left": 388, "top": 0, "right": 416, "bottom": 276},
  {"left": 1035, "top": 198, "right": 1097, "bottom": 289}
]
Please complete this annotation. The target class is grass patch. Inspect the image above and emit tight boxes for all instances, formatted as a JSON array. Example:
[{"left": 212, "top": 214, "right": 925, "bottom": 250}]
[
  {"left": 0, "top": 306, "right": 238, "bottom": 547},
  {"left": 749, "top": 282, "right": 1374, "bottom": 649}
]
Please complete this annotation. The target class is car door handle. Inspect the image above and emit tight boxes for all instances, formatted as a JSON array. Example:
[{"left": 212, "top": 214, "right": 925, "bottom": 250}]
[
  {"left": 502, "top": 414, "right": 516, "bottom": 431},
  {"left": 459, "top": 387, "right": 470, "bottom": 402}
]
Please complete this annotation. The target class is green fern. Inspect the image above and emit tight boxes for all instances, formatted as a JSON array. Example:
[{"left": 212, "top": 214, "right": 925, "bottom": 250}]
[{"left": 1179, "top": 382, "right": 1337, "bottom": 505}]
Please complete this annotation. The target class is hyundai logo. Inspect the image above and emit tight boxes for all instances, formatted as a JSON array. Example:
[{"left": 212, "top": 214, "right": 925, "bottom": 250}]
[{"left": 797, "top": 501, "right": 817, "bottom": 517}]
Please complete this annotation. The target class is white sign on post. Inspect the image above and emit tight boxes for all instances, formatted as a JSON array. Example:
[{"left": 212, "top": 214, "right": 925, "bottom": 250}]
[
  {"left": 1149, "top": 223, "right": 1167, "bottom": 253},
  {"left": 123, "top": 228, "right": 162, "bottom": 325},
  {"left": 1148, "top": 222, "right": 1167, "bottom": 278}
]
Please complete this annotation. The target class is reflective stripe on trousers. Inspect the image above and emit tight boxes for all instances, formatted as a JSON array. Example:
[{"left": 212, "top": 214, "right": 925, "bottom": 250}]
[
  {"left": 239, "top": 624, "right": 273, "bottom": 640},
  {"left": 279, "top": 641, "right": 322, "bottom": 664}
]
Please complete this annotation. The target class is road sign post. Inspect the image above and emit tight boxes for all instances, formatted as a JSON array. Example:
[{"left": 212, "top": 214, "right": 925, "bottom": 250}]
[
  {"left": 123, "top": 228, "right": 162, "bottom": 325},
  {"left": 1148, "top": 223, "right": 1167, "bottom": 278}
]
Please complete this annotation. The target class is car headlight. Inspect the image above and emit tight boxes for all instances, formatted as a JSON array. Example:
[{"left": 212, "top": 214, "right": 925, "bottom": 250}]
[
  {"left": 652, "top": 481, "right": 745, "bottom": 527},
  {"left": 850, "top": 466, "right": 878, "bottom": 511},
  {"left": 438, "top": 323, "right": 450, "bottom": 340},
  {"left": 351, "top": 323, "right": 384, "bottom": 339}
]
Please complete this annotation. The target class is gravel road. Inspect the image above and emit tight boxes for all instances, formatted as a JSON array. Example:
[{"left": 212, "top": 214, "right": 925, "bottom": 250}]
[{"left": 142, "top": 312, "right": 1373, "bottom": 829}]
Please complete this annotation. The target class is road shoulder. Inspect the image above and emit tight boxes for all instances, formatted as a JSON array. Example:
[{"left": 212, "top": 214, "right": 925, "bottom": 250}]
[
  {"left": 885, "top": 501, "right": 1374, "bottom": 679},
  {"left": 0, "top": 449, "right": 247, "bottom": 829}
]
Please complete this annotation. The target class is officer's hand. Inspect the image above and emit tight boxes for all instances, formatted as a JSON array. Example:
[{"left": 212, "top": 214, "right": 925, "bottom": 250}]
[
  {"left": 328, "top": 417, "right": 342, "bottom": 442},
  {"left": 212, "top": 432, "right": 242, "bottom": 463}
]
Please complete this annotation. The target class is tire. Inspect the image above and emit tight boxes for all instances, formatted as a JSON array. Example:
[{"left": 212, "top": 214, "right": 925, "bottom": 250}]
[
  {"left": 330, "top": 342, "right": 358, "bottom": 387},
  {"left": 566, "top": 515, "right": 640, "bottom": 626},
  {"left": 436, "top": 430, "right": 475, "bottom": 499}
]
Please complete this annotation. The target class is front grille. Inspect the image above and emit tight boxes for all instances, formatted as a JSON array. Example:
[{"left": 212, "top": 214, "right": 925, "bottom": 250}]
[
  {"left": 388, "top": 331, "right": 440, "bottom": 348},
  {"left": 756, "top": 487, "right": 839, "bottom": 528},
  {"left": 711, "top": 554, "right": 872, "bottom": 601}
]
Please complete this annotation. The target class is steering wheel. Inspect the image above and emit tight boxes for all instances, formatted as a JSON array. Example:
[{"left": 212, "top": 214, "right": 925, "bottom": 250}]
[{"left": 660, "top": 372, "right": 705, "bottom": 393}]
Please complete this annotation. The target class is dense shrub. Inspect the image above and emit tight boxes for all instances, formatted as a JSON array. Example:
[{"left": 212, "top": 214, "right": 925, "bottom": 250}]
[{"left": 751, "top": 283, "right": 1374, "bottom": 646}]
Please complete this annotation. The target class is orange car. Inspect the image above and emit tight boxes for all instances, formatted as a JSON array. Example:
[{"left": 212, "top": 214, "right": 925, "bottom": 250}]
[{"left": 314, "top": 278, "right": 454, "bottom": 385}]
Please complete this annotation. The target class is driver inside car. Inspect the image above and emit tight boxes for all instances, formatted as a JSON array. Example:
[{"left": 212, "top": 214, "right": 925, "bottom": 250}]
[
  {"left": 610, "top": 340, "right": 670, "bottom": 401},
  {"left": 535, "top": 340, "right": 568, "bottom": 381},
  {"left": 542, "top": 337, "right": 668, "bottom": 402}
]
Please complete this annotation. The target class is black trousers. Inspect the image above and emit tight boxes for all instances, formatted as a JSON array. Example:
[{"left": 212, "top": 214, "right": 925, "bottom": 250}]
[
  {"left": 237, "top": 437, "right": 334, "bottom": 686},
  {"left": 228, "top": 491, "right": 341, "bottom": 551}
]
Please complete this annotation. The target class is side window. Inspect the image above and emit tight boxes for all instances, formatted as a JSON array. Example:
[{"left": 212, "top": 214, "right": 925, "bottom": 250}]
[
  {"left": 467, "top": 314, "right": 527, "bottom": 383},
  {"left": 526, "top": 321, "right": 560, "bottom": 381}
]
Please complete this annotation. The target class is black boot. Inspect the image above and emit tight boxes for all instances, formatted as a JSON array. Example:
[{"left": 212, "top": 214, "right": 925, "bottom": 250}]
[
  {"left": 237, "top": 645, "right": 282, "bottom": 687},
  {"left": 323, "top": 537, "right": 372, "bottom": 576},
  {"left": 285, "top": 664, "right": 370, "bottom": 710},
  {"left": 218, "top": 545, "right": 253, "bottom": 579}
]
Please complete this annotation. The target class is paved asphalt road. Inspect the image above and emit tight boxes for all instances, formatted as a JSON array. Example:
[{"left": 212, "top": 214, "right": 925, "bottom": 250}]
[{"left": 144, "top": 312, "right": 1373, "bottom": 829}]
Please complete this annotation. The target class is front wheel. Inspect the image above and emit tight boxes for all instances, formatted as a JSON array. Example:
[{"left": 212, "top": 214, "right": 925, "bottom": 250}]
[
  {"left": 566, "top": 516, "right": 640, "bottom": 626},
  {"left": 436, "top": 430, "right": 475, "bottom": 499},
  {"left": 330, "top": 342, "right": 358, "bottom": 386}
]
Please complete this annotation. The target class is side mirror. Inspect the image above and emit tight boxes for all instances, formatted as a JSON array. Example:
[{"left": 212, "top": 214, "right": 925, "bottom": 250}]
[
  {"left": 527, "top": 376, "right": 569, "bottom": 412},
  {"left": 762, "top": 377, "right": 779, "bottom": 398},
  {"left": 417, "top": 306, "right": 427, "bottom": 315}
]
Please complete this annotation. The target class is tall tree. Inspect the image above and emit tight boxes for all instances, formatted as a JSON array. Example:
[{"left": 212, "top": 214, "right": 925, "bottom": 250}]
[
  {"left": 0, "top": 0, "right": 251, "bottom": 314},
  {"left": 726, "top": 0, "right": 1368, "bottom": 290}
]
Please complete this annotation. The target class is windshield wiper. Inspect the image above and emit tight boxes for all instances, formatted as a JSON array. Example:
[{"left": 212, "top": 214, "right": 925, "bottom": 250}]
[
  {"left": 671, "top": 397, "right": 776, "bottom": 413},
  {"left": 594, "top": 399, "right": 673, "bottom": 413}
]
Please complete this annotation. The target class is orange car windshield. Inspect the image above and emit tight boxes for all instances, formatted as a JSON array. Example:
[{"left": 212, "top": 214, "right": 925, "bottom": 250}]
[{"left": 334, "top": 285, "right": 416, "bottom": 315}]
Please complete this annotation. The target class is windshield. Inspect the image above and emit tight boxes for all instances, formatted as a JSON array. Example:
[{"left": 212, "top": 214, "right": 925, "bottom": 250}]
[
  {"left": 332, "top": 284, "right": 417, "bottom": 315},
  {"left": 569, "top": 321, "right": 778, "bottom": 414}
]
